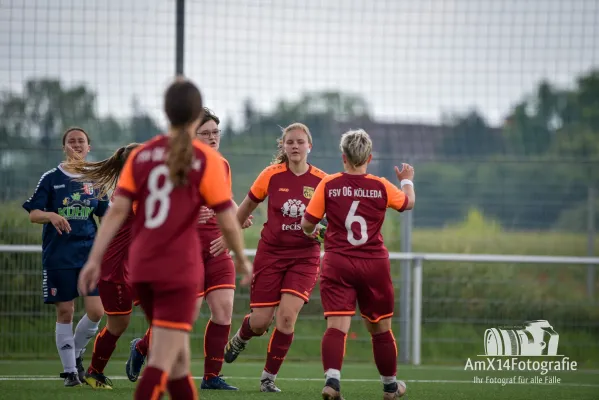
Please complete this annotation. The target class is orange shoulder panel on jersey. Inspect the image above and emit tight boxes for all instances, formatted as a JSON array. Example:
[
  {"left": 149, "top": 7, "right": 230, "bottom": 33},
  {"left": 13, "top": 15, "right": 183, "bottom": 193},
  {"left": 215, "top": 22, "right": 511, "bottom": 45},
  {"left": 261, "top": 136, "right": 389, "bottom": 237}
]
[
  {"left": 194, "top": 142, "right": 232, "bottom": 209},
  {"left": 249, "top": 163, "right": 287, "bottom": 202},
  {"left": 366, "top": 175, "right": 408, "bottom": 211},
  {"left": 309, "top": 165, "right": 327, "bottom": 179},
  {"left": 305, "top": 173, "right": 342, "bottom": 221},
  {"left": 115, "top": 145, "right": 145, "bottom": 195}
]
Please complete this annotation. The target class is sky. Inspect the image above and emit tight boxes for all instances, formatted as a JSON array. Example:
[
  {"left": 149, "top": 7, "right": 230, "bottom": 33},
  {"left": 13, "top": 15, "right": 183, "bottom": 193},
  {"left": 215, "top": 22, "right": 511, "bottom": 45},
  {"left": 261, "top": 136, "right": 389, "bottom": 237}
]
[{"left": 0, "top": 0, "right": 597, "bottom": 130}]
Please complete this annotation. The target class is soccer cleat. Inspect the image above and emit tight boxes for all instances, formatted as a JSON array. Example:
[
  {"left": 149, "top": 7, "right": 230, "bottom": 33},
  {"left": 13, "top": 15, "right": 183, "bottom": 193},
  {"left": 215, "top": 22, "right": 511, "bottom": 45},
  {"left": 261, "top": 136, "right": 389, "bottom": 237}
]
[
  {"left": 60, "top": 372, "right": 82, "bottom": 387},
  {"left": 322, "top": 378, "right": 344, "bottom": 400},
  {"left": 260, "top": 378, "right": 281, "bottom": 392},
  {"left": 126, "top": 338, "right": 146, "bottom": 382},
  {"left": 200, "top": 375, "right": 239, "bottom": 390},
  {"left": 223, "top": 332, "right": 247, "bottom": 364},
  {"left": 383, "top": 380, "right": 407, "bottom": 399},
  {"left": 75, "top": 355, "right": 85, "bottom": 384},
  {"left": 84, "top": 371, "right": 113, "bottom": 389}
]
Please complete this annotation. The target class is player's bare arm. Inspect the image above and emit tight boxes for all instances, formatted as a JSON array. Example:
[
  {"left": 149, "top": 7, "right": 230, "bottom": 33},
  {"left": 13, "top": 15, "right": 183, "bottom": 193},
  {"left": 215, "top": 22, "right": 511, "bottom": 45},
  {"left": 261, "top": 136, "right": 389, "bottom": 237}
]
[
  {"left": 236, "top": 195, "right": 260, "bottom": 227},
  {"left": 395, "top": 163, "right": 415, "bottom": 210},
  {"left": 29, "top": 209, "right": 72, "bottom": 234}
]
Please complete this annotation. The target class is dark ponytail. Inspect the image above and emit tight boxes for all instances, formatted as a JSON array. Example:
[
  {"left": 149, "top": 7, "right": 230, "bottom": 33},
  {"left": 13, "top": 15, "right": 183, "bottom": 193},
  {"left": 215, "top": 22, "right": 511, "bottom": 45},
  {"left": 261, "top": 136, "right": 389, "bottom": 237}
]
[{"left": 163, "top": 78, "right": 204, "bottom": 186}]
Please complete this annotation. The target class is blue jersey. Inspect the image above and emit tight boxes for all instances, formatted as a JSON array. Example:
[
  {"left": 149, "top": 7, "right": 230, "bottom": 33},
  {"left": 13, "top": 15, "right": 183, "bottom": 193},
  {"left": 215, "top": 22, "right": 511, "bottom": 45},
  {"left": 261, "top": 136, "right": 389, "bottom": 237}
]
[{"left": 22, "top": 164, "right": 109, "bottom": 270}]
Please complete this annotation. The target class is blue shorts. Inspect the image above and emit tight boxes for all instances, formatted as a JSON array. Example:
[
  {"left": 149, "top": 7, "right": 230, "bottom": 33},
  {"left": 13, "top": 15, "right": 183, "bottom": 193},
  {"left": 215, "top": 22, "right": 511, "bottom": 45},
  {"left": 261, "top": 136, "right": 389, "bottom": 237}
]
[{"left": 42, "top": 269, "right": 99, "bottom": 304}]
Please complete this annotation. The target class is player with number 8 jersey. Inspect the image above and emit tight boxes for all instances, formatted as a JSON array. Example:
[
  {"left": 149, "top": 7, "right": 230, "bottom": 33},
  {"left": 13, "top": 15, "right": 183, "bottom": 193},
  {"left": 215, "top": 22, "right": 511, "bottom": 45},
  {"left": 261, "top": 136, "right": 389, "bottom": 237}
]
[
  {"left": 301, "top": 129, "right": 415, "bottom": 400},
  {"left": 78, "top": 79, "right": 252, "bottom": 400}
]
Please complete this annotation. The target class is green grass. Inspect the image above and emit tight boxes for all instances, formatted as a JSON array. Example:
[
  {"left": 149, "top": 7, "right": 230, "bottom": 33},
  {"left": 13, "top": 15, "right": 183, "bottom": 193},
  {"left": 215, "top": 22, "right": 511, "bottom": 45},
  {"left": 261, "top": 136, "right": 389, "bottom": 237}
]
[{"left": 0, "top": 360, "right": 597, "bottom": 400}]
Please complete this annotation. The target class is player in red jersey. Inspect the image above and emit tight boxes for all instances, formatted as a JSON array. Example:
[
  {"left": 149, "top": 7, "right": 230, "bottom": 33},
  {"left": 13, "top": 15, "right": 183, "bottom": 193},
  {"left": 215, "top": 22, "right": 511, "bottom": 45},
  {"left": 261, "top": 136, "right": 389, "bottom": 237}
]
[
  {"left": 78, "top": 78, "right": 252, "bottom": 400},
  {"left": 301, "top": 129, "right": 415, "bottom": 400},
  {"left": 67, "top": 143, "right": 140, "bottom": 389},
  {"left": 224, "top": 122, "right": 327, "bottom": 393},
  {"left": 195, "top": 108, "right": 253, "bottom": 390}
]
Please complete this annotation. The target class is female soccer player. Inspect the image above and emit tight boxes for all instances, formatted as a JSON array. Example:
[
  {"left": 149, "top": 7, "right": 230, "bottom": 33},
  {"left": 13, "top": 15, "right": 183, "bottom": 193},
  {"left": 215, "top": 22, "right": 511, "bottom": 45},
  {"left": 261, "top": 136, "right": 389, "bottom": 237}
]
[
  {"left": 126, "top": 109, "right": 254, "bottom": 388},
  {"left": 301, "top": 129, "right": 415, "bottom": 400},
  {"left": 67, "top": 143, "right": 140, "bottom": 389},
  {"left": 196, "top": 108, "right": 251, "bottom": 390},
  {"left": 224, "top": 122, "right": 326, "bottom": 393},
  {"left": 78, "top": 78, "right": 252, "bottom": 400},
  {"left": 22, "top": 127, "right": 107, "bottom": 387}
]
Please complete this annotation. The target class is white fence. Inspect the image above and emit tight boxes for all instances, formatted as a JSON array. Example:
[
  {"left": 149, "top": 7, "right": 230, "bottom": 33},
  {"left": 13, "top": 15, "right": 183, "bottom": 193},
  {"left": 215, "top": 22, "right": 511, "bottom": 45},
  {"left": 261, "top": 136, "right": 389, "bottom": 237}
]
[{"left": 1, "top": 245, "right": 598, "bottom": 365}]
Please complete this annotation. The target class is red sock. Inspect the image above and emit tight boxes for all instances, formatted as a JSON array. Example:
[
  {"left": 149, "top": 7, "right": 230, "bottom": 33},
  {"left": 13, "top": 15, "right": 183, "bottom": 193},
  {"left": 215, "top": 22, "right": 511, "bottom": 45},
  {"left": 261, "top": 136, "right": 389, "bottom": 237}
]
[
  {"left": 135, "top": 366, "right": 168, "bottom": 400},
  {"left": 239, "top": 314, "right": 262, "bottom": 341},
  {"left": 203, "top": 320, "right": 231, "bottom": 380},
  {"left": 372, "top": 330, "right": 397, "bottom": 377},
  {"left": 136, "top": 328, "right": 151, "bottom": 357},
  {"left": 88, "top": 327, "right": 120, "bottom": 374},
  {"left": 263, "top": 328, "right": 294, "bottom": 375},
  {"left": 322, "top": 328, "right": 347, "bottom": 372},
  {"left": 167, "top": 375, "right": 198, "bottom": 400}
]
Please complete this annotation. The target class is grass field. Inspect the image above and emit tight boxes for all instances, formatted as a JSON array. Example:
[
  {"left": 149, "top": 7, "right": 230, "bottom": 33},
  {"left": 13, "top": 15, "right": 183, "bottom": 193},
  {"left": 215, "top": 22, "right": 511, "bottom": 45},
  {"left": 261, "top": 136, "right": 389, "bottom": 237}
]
[{"left": 0, "top": 359, "right": 598, "bottom": 400}]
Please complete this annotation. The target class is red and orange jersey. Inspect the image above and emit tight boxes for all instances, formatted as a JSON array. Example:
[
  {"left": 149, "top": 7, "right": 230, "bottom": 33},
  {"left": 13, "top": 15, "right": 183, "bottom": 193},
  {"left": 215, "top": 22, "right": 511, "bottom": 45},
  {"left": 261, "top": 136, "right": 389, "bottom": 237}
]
[
  {"left": 249, "top": 163, "right": 326, "bottom": 259},
  {"left": 114, "top": 135, "right": 233, "bottom": 285},
  {"left": 304, "top": 172, "right": 408, "bottom": 258}
]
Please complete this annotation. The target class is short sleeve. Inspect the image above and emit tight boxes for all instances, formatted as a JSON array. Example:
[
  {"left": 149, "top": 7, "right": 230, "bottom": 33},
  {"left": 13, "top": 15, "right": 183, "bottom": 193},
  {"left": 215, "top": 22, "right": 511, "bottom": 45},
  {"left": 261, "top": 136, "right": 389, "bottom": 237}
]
[
  {"left": 304, "top": 179, "right": 326, "bottom": 224},
  {"left": 223, "top": 158, "right": 233, "bottom": 196},
  {"left": 382, "top": 178, "right": 408, "bottom": 212},
  {"left": 248, "top": 167, "right": 274, "bottom": 203},
  {"left": 114, "top": 147, "right": 140, "bottom": 200},
  {"left": 22, "top": 172, "right": 52, "bottom": 213},
  {"left": 199, "top": 147, "right": 233, "bottom": 212}
]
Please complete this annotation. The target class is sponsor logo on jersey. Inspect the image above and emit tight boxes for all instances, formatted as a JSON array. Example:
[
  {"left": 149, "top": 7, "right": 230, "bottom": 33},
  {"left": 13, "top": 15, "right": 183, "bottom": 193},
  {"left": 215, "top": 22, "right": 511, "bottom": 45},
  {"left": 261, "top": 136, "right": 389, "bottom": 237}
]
[
  {"left": 59, "top": 193, "right": 94, "bottom": 220},
  {"left": 281, "top": 199, "right": 306, "bottom": 218},
  {"left": 303, "top": 186, "right": 315, "bottom": 199}
]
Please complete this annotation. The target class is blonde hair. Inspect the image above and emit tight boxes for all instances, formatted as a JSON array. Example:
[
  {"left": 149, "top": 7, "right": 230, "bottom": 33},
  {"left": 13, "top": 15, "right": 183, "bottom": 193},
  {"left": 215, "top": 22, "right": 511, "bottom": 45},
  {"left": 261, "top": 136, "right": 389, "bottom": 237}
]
[
  {"left": 272, "top": 122, "right": 313, "bottom": 164},
  {"left": 69, "top": 143, "right": 140, "bottom": 199},
  {"left": 340, "top": 129, "right": 373, "bottom": 168}
]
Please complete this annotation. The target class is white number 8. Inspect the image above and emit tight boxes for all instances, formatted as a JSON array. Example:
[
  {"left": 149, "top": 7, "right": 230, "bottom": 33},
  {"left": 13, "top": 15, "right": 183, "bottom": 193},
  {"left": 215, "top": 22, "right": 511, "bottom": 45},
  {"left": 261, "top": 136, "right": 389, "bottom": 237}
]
[
  {"left": 145, "top": 165, "right": 174, "bottom": 229},
  {"left": 345, "top": 200, "right": 368, "bottom": 246}
]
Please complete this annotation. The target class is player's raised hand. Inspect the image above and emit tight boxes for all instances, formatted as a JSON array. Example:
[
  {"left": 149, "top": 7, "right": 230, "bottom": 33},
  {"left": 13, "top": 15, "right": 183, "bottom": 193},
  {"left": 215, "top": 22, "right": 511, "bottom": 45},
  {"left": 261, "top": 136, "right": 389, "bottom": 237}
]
[
  {"left": 395, "top": 163, "right": 414, "bottom": 181},
  {"left": 198, "top": 206, "right": 215, "bottom": 224},
  {"left": 78, "top": 260, "right": 100, "bottom": 296},
  {"left": 49, "top": 213, "right": 71, "bottom": 235}
]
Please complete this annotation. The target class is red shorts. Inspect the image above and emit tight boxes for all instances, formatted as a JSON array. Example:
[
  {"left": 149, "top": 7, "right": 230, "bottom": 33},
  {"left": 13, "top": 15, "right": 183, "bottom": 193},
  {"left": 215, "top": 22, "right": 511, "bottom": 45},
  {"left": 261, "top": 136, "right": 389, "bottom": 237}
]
[
  {"left": 98, "top": 280, "right": 133, "bottom": 316},
  {"left": 132, "top": 282, "right": 198, "bottom": 332},
  {"left": 320, "top": 252, "right": 394, "bottom": 323},
  {"left": 198, "top": 255, "right": 236, "bottom": 297},
  {"left": 250, "top": 252, "right": 320, "bottom": 308}
]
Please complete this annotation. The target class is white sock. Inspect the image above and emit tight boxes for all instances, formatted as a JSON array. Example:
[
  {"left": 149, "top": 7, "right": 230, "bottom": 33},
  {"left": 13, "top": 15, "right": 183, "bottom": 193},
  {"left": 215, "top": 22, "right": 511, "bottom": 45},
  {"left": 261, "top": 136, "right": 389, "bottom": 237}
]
[
  {"left": 74, "top": 314, "right": 100, "bottom": 358},
  {"left": 381, "top": 375, "right": 397, "bottom": 385},
  {"left": 325, "top": 368, "right": 341, "bottom": 381},
  {"left": 56, "top": 322, "right": 76, "bottom": 373},
  {"left": 261, "top": 370, "right": 276, "bottom": 382}
]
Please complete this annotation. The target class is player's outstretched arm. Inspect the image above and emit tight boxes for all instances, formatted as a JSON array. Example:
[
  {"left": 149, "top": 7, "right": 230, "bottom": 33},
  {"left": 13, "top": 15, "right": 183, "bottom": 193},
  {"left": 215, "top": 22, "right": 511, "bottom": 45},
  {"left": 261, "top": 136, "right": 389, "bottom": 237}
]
[
  {"left": 236, "top": 196, "right": 259, "bottom": 227},
  {"left": 395, "top": 164, "right": 415, "bottom": 210},
  {"left": 78, "top": 195, "right": 132, "bottom": 295}
]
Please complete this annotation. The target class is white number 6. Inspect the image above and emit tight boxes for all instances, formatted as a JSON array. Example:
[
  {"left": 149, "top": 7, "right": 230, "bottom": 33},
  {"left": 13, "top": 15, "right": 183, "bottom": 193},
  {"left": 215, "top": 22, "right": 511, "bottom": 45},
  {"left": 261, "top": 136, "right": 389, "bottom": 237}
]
[
  {"left": 145, "top": 165, "right": 174, "bottom": 229},
  {"left": 345, "top": 200, "right": 368, "bottom": 246}
]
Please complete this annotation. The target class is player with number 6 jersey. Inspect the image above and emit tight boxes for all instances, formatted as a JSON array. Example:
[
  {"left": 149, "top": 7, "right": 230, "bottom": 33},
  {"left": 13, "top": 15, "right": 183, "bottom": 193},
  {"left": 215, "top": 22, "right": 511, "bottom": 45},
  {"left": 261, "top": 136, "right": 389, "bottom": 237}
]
[
  {"left": 77, "top": 78, "right": 252, "bottom": 400},
  {"left": 224, "top": 123, "right": 326, "bottom": 393},
  {"left": 301, "top": 129, "right": 415, "bottom": 400}
]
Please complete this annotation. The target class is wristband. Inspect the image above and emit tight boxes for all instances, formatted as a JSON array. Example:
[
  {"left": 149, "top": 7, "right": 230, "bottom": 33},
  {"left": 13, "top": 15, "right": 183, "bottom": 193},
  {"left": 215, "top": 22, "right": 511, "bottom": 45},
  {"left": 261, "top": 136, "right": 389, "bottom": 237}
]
[{"left": 400, "top": 179, "right": 413, "bottom": 189}]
